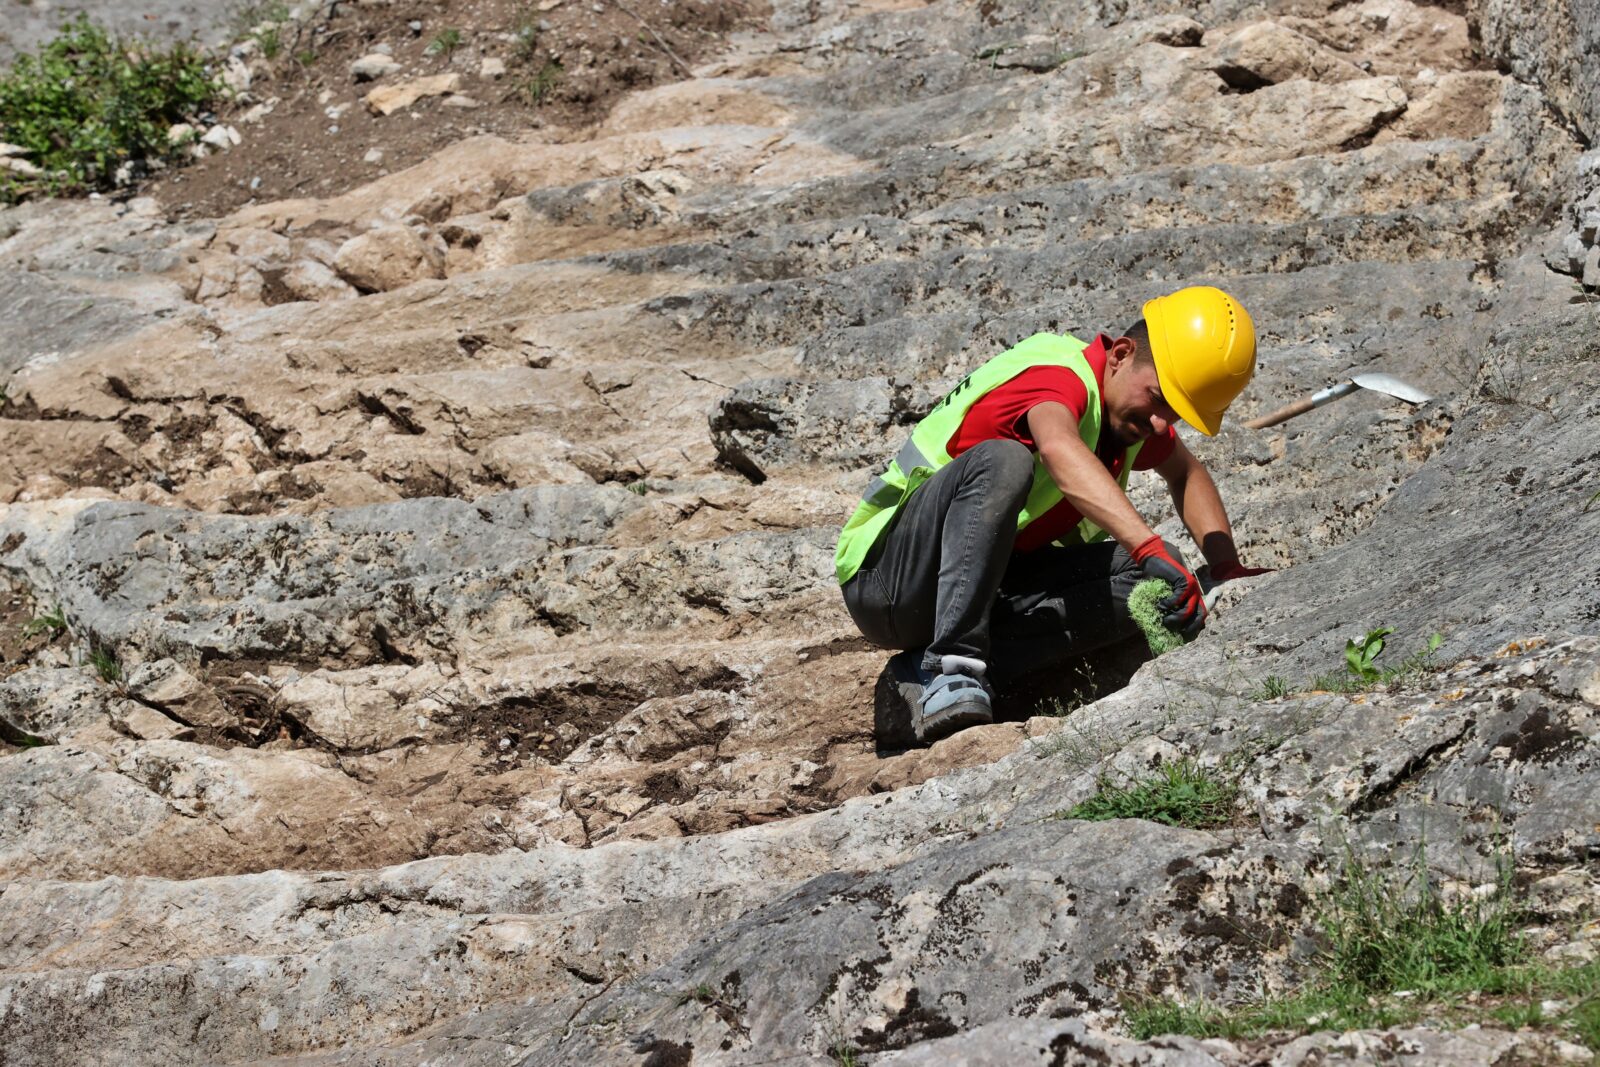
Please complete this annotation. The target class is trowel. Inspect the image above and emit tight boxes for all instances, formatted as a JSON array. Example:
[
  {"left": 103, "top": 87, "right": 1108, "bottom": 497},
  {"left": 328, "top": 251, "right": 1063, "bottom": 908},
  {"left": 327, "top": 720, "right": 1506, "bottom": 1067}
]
[{"left": 1243, "top": 372, "right": 1432, "bottom": 429}]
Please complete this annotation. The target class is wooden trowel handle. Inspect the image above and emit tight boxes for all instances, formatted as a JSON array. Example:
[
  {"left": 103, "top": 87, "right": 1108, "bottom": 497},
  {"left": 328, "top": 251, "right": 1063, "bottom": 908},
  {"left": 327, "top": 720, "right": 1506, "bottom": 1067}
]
[
  {"left": 1243, "top": 396, "right": 1317, "bottom": 429},
  {"left": 1243, "top": 380, "right": 1359, "bottom": 430}
]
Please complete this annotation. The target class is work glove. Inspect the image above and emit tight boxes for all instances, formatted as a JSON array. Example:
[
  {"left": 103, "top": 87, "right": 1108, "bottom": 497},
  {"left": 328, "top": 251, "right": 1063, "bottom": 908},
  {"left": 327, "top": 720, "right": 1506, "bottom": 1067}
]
[
  {"left": 1131, "top": 535, "right": 1206, "bottom": 639},
  {"left": 1211, "top": 560, "right": 1275, "bottom": 583}
]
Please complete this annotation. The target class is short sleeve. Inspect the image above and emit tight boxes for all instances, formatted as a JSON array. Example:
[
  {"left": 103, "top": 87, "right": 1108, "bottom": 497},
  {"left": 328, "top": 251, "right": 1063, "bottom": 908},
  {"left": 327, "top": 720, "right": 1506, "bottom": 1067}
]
[{"left": 946, "top": 367, "right": 1091, "bottom": 457}]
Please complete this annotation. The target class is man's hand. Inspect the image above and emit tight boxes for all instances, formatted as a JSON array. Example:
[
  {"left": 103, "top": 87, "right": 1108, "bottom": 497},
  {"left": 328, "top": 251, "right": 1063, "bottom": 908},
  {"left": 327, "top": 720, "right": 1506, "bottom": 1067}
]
[
  {"left": 1131, "top": 535, "right": 1206, "bottom": 638},
  {"left": 1211, "top": 561, "right": 1274, "bottom": 582}
]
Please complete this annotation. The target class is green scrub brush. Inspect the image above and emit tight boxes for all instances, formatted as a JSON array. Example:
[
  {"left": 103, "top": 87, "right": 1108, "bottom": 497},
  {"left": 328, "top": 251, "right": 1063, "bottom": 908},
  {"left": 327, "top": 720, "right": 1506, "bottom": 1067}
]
[{"left": 1128, "top": 578, "right": 1188, "bottom": 656}]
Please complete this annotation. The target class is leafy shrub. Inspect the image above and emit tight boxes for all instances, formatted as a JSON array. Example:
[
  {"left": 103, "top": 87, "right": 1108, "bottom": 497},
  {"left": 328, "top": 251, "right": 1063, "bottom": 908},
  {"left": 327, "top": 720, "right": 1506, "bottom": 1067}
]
[{"left": 0, "top": 15, "right": 220, "bottom": 198}]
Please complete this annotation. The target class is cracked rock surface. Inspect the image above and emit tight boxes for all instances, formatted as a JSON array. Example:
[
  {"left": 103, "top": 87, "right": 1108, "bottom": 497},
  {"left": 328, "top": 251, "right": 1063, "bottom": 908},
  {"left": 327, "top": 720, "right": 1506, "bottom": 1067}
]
[{"left": 1, "top": 0, "right": 1599, "bottom": 1063}]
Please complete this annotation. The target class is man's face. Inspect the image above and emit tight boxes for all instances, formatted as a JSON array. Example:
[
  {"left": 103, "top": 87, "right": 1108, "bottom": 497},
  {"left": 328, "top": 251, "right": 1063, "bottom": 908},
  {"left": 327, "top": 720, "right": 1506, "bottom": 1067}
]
[{"left": 1104, "top": 341, "right": 1181, "bottom": 446}]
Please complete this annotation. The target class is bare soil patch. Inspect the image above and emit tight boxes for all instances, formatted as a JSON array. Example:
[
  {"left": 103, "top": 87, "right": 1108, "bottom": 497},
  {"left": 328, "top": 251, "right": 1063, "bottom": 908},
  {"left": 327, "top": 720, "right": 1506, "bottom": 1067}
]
[{"left": 142, "top": 0, "right": 763, "bottom": 219}]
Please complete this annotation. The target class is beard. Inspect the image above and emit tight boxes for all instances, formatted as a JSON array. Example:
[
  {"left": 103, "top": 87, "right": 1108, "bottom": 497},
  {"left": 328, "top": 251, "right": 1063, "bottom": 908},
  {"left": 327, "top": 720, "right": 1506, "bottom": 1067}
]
[{"left": 1103, "top": 419, "right": 1141, "bottom": 450}]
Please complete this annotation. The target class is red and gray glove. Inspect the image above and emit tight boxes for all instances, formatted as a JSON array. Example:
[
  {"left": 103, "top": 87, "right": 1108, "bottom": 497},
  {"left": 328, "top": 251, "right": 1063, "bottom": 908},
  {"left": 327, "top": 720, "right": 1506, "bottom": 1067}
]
[
  {"left": 1131, "top": 535, "right": 1206, "bottom": 639},
  {"left": 1211, "top": 560, "right": 1275, "bottom": 583}
]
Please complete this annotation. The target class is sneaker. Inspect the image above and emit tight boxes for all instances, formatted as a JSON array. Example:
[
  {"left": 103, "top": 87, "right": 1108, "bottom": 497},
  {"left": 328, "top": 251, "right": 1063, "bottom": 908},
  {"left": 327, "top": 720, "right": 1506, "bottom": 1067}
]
[{"left": 917, "top": 654, "right": 993, "bottom": 742}]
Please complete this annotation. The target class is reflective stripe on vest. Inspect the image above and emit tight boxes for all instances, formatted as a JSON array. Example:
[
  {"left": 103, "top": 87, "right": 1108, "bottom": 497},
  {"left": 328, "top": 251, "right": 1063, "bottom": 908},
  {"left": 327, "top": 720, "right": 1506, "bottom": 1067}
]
[{"left": 834, "top": 333, "right": 1143, "bottom": 584}]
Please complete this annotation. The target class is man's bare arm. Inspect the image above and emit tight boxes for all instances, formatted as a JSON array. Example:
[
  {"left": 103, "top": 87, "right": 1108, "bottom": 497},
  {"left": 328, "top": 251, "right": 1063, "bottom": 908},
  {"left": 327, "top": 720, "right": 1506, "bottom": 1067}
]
[
  {"left": 1027, "top": 401, "right": 1157, "bottom": 551},
  {"left": 1154, "top": 437, "right": 1241, "bottom": 571}
]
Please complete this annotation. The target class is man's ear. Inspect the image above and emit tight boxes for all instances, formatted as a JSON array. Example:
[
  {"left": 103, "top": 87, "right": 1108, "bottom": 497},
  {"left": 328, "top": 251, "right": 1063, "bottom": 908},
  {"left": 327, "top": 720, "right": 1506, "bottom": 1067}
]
[{"left": 1106, "top": 335, "right": 1137, "bottom": 372}]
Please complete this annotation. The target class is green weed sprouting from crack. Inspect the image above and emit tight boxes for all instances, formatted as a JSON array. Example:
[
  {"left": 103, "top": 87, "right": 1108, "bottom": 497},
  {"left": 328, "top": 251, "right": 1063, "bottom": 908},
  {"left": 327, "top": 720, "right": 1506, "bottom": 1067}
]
[
  {"left": 674, "top": 982, "right": 717, "bottom": 1007},
  {"left": 1251, "top": 629, "right": 1445, "bottom": 701},
  {"left": 1251, "top": 674, "right": 1291, "bottom": 700},
  {"left": 21, "top": 604, "right": 67, "bottom": 640},
  {"left": 88, "top": 642, "right": 122, "bottom": 685},
  {"left": 1122, "top": 839, "right": 1594, "bottom": 1044},
  {"left": 1309, "top": 630, "right": 1444, "bottom": 694},
  {"left": 1055, "top": 757, "right": 1240, "bottom": 830}
]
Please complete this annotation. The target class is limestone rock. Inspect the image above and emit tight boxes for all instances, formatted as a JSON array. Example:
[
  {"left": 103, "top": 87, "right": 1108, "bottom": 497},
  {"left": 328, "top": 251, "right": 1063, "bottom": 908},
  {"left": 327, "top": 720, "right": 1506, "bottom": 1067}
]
[
  {"left": 1209, "top": 21, "right": 1367, "bottom": 89},
  {"left": 350, "top": 53, "right": 402, "bottom": 81},
  {"left": 0, "top": 668, "right": 115, "bottom": 743},
  {"left": 331, "top": 223, "right": 447, "bottom": 291},
  {"left": 2, "top": 0, "right": 1600, "bottom": 1061},
  {"left": 365, "top": 74, "right": 463, "bottom": 116},
  {"left": 123, "top": 659, "right": 235, "bottom": 731},
  {"left": 110, "top": 699, "right": 192, "bottom": 741},
  {"left": 201, "top": 125, "right": 242, "bottom": 152}
]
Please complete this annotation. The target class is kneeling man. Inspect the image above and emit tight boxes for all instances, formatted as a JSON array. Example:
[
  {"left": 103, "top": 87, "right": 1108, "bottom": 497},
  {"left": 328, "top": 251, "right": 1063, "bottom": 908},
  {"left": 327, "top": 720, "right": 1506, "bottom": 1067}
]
[{"left": 836, "top": 286, "right": 1272, "bottom": 741}]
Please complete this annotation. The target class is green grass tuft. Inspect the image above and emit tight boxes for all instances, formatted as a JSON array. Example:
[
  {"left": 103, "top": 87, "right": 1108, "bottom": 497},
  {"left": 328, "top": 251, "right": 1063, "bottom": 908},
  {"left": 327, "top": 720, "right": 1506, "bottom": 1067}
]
[
  {"left": 674, "top": 982, "right": 716, "bottom": 1007},
  {"left": 1251, "top": 674, "right": 1291, "bottom": 700},
  {"left": 88, "top": 642, "right": 122, "bottom": 685},
  {"left": 21, "top": 604, "right": 67, "bottom": 640},
  {"left": 519, "top": 59, "right": 563, "bottom": 105},
  {"left": 426, "top": 28, "right": 464, "bottom": 58},
  {"left": 1058, "top": 757, "right": 1238, "bottom": 830},
  {"left": 1124, "top": 844, "right": 1600, "bottom": 1046},
  {"left": 1127, "top": 578, "right": 1187, "bottom": 656}
]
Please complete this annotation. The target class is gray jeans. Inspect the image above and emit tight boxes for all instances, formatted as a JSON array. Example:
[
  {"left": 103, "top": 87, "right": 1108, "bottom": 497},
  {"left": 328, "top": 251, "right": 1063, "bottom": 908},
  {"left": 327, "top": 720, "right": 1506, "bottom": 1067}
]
[{"left": 841, "top": 438, "right": 1177, "bottom": 680}]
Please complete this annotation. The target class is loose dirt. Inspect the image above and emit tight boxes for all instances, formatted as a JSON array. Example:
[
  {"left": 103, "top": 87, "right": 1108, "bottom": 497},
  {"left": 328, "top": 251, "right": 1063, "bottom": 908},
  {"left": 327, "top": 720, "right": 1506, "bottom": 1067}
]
[{"left": 142, "top": 0, "right": 763, "bottom": 219}]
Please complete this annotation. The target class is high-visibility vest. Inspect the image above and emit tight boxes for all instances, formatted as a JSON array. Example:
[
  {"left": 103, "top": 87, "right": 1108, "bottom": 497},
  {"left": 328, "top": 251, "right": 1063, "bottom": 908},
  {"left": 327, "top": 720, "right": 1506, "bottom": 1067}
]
[{"left": 834, "top": 332, "right": 1143, "bottom": 584}]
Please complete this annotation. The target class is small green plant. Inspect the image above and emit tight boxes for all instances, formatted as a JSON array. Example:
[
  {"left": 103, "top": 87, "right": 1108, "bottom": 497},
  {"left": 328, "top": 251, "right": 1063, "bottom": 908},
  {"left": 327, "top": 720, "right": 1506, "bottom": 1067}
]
[
  {"left": 1310, "top": 630, "right": 1444, "bottom": 693},
  {"left": 1058, "top": 757, "right": 1239, "bottom": 830},
  {"left": 88, "top": 642, "right": 122, "bottom": 685},
  {"left": 829, "top": 1042, "right": 860, "bottom": 1067},
  {"left": 21, "top": 604, "right": 67, "bottom": 640},
  {"left": 1251, "top": 675, "right": 1291, "bottom": 700},
  {"left": 674, "top": 982, "right": 716, "bottom": 1007},
  {"left": 512, "top": 13, "right": 541, "bottom": 62},
  {"left": 426, "top": 28, "right": 464, "bottom": 58},
  {"left": 625, "top": 480, "right": 651, "bottom": 496},
  {"left": 520, "top": 59, "right": 562, "bottom": 105},
  {"left": 231, "top": 0, "right": 290, "bottom": 36},
  {"left": 1564, "top": 977, "right": 1600, "bottom": 1049},
  {"left": 0, "top": 15, "right": 221, "bottom": 198},
  {"left": 1035, "top": 696, "right": 1074, "bottom": 718},
  {"left": 1344, "top": 626, "right": 1394, "bottom": 681},
  {"left": 254, "top": 24, "right": 282, "bottom": 58}
]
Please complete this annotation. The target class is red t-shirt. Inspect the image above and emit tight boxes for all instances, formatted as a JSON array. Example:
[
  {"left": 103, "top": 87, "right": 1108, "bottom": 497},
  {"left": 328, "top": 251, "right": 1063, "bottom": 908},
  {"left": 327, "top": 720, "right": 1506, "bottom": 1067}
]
[{"left": 944, "top": 335, "right": 1176, "bottom": 552}]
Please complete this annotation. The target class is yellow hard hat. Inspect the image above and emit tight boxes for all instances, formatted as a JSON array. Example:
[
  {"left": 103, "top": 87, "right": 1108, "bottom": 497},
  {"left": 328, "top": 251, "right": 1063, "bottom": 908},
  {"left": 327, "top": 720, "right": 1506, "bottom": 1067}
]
[{"left": 1142, "top": 285, "right": 1257, "bottom": 435}]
